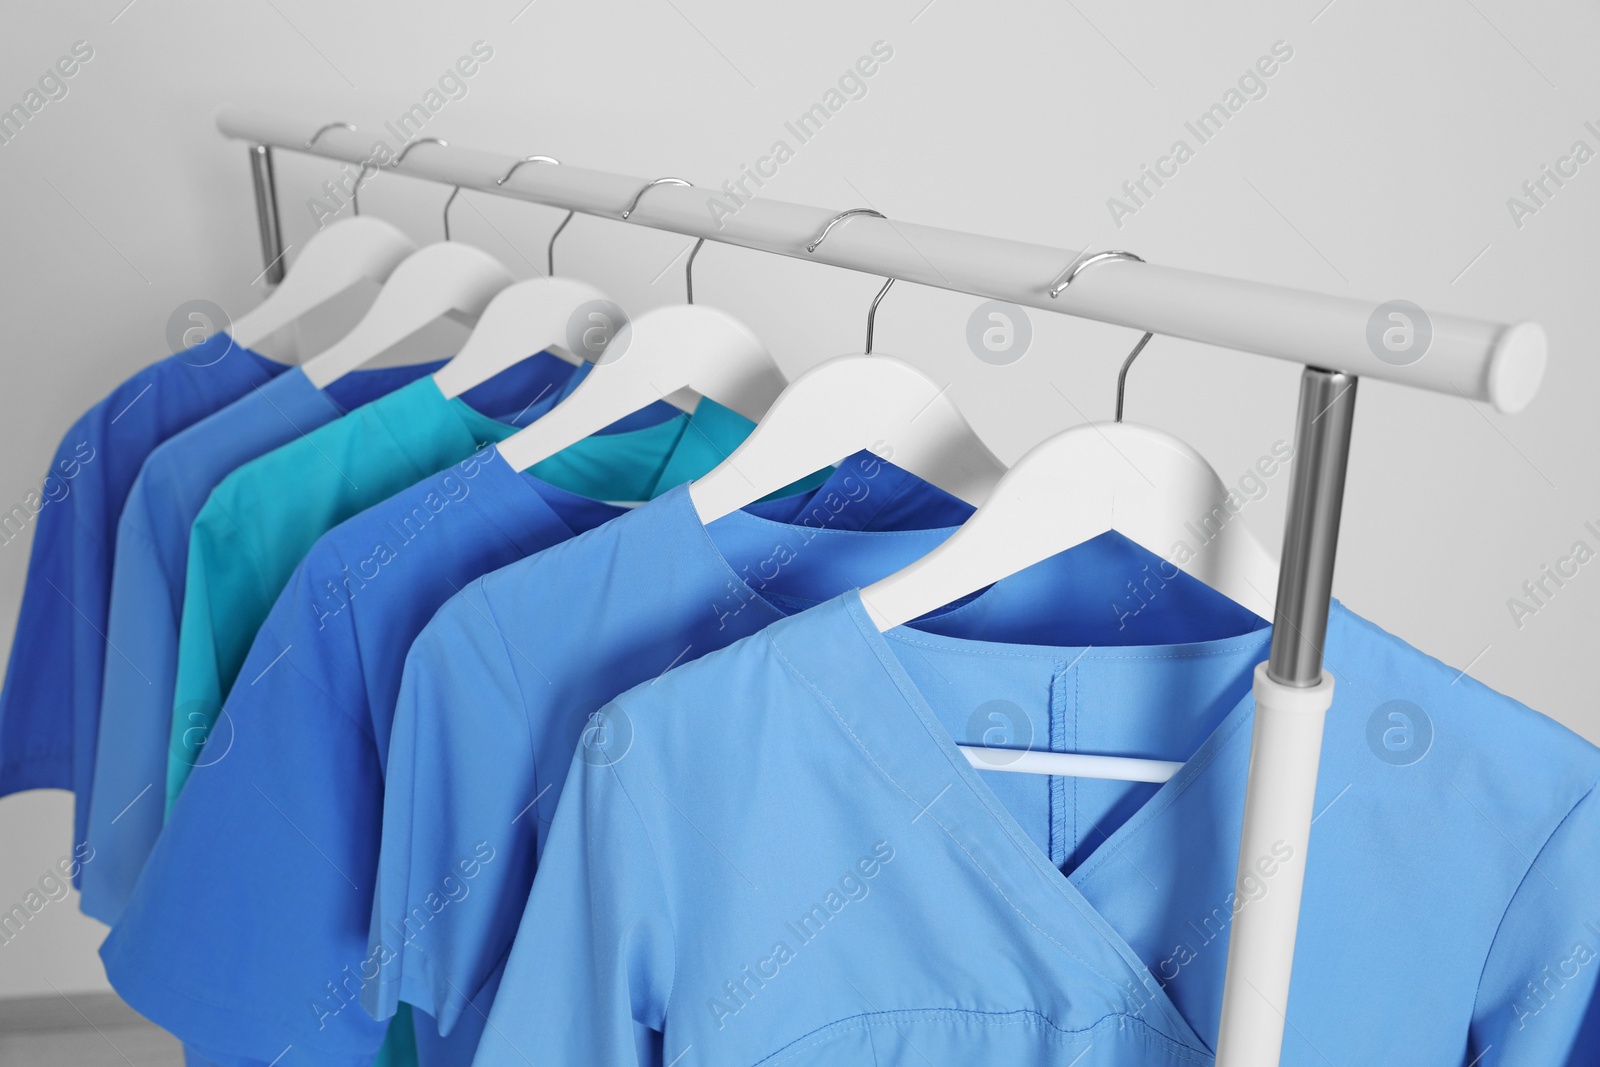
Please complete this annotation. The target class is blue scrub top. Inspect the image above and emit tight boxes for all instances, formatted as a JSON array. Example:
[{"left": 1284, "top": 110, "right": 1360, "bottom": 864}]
[
  {"left": 0, "top": 333, "right": 288, "bottom": 833},
  {"left": 477, "top": 558, "right": 1600, "bottom": 1065},
  {"left": 101, "top": 447, "right": 965, "bottom": 1067},
  {"left": 363, "top": 464, "right": 975, "bottom": 1063},
  {"left": 83, "top": 360, "right": 448, "bottom": 924},
  {"left": 161, "top": 358, "right": 590, "bottom": 809}
]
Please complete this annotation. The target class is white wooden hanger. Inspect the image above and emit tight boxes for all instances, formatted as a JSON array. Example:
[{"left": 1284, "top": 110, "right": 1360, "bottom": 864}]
[
  {"left": 299, "top": 242, "right": 514, "bottom": 388},
  {"left": 688, "top": 349, "right": 1007, "bottom": 522},
  {"left": 859, "top": 322, "right": 1279, "bottom": 783},
  {"left": 863, "top": 419, "right": 1280, "bottom": 627},
  {"left": 433, "top": 156, "right": 615, "bottom": 398},
  {"left": 690, "top": 209, "right": 1008, "bottom": 522},
  {"left": 230, "top": 217, "right": 417, "bottom": 351},
  {"left": 496, "top": 302, "right": 786, "bottom": 471},
  {"left": 301, "top": 137, "right": 516, "bottom": 388},
  {"left": 496, "top": 177, "right": 788, "bottom": 473},
  {"left": 433, "top": 277, "right": 611, "bottom": 397}
]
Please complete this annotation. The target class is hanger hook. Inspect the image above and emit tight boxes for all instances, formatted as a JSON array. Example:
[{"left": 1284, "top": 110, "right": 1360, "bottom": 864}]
[
  {"left": 863, "top": 277, "right": 896, "bottom": 356},
  {"left": 305, "top": 121, "right": 355, "bottom": 149},
  {"left": 805, "top": 207, "right": 885, "bottom": 254},
  {"left": 1047, "top": 250, "right": 1154, "bottom": 422},
  {"left": 1047, "top": 248, "right": 1143, "bottom": 299},
  {"left": 442, "top": 186, "right": 461, "bottom": 242},
  {"left": 621, "top": 176, "right": 692, "bottom": 220},
  {"left": 497, "top": 155, "right": 561, "bottom": 185},
  {"left": 498, "top": 156, "right": 567, "bottom": 277},
  {"left": 684, "top": 238, "right": 706, "bottom": 305},
  {"left": 388, "top": 136, "right": 448, "bottom": 169},
  {"left": 807, "top": 208, "right": 894, "bottom": 354},
  {"left": 351, "top": 161, "right": 377, "bottom": 216},
  {"left": 1114, "top": 332, "right": 1154, "bottom": 423},
  {"left": 623, "top": 178, "right": 700, "bottom": 301}
]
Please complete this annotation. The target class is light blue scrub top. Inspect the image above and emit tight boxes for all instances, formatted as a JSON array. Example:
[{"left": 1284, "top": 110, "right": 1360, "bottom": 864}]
[
  {"left": 366, "top": 464, "right": 977, "bottom": 1063},
  {"left": 478, "top": 549, "right": 1600, "bottom": 1065}
]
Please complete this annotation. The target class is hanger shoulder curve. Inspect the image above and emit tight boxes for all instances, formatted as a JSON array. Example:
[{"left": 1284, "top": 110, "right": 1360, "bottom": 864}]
[
  {"left": 299, "top": 242, "right": 514, "bottom": 389},
  {"left": 230, "top": 217, "right": 417, "bottom": 351},
  {"left": 432, "top": 276, "right": 609, "bottom": 398},
  {"left": 496, "top": 304, "right": 788, "bottom": 473},
  {"left": 688, "top": 354, "right": 1006, "bottom": 524},
  {"left": 860, "top": 421, "right": 1279, "bottom": 630}
]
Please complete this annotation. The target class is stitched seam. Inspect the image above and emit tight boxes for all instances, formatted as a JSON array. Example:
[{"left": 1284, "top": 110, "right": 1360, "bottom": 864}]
[
  {"left": 1468, "top": 776, "right": 1600, "bottom": 1028},
  {"left": 596, "top": 703, "right": 681, "bottom": 1025},
  {"left": 753, "top": 1008, "right": 1212, "bottom": 1066}
]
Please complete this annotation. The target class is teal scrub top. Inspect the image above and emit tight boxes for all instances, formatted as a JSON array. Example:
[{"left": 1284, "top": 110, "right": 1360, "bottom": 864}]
[{"left": 162, "top": 361, "right": 583, "bottom": 807}]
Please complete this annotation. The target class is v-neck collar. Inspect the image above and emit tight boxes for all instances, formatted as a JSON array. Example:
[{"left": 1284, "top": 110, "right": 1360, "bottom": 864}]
[{"left": 767, "top": 591, "right": 1284, "bottom": 1055}]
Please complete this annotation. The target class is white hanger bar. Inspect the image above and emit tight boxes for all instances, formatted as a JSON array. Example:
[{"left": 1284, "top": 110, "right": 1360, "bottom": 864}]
[
  {"left": 959, "top": 746, "right": 1182, "bottom": 783},
  {"left": 216, "top": 106, "right": 1546, "bottom": 413}
]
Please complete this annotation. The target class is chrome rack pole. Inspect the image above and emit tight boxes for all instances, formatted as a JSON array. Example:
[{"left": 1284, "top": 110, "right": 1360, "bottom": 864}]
[
  {"left": 247, "top": 144, "right": 286, "bottom": 286},
  {"left": 1215, "top": 367, "right": 1359, "bottom": 1066}
]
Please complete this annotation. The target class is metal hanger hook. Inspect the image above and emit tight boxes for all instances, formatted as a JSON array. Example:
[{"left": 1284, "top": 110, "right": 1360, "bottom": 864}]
[
  {"left": 808, "top": 208, "right": 894, "bottom": 354},
  {"left": 622, "top": 176, "right": 692, "bottom": 220},
  {"left": 351, "top": 161, "right": 377, "bottom": 216},
  {"left": 805, "top": 207, "right": 885, "bottom": 254},
  {"left": 1047, "top": 250, "right": 1154, "bottom": 421},
  {"left": 305, "top": 121, "right": 355, "bottom": 149},
  {"left": 497, "top": 155, "right": 566, "bottom": 277},
  {"left": 1114, "top": 332, "right": 1154, "bottom": 423},
  {"left": 864, "top": 277, "right": 896, "bottom": 356},
  {"left": 442, "top": 186, "right": 461, "bottom": 242},
  {"left": 496, "top": 155, "right": 561, "bottom": 185},
  {"left": 388, "top": 136, "right": 449, "bottom": 169},
  {"left": 685, "top": 238, "right": 705, "bottom": 305},
  {"left": 1048, "top": 248, "right": 1143, "bottom": 299}
]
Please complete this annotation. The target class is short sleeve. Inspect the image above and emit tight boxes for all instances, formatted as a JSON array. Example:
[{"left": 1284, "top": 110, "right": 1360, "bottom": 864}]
[
  {"left": 166, "top": 497, "right": 270, "bottom": 809},
  {"left": 101, "top": 554, "right": 392, "bottom": 1064},
  {"left": 1471, "top": 782, "right": 1600, "bottom": 1064},
  {"left": 0, "top": 430, "right": 101, "bottom": 795},
  {"left": 366, "top": 581, "right": 544, "bottom": 1034},
  {"left": 472, "top": 731, "right": 676, "bottom": 1067}
]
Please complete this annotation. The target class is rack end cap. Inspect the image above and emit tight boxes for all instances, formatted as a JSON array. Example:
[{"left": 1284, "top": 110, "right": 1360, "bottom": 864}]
[{"left": 1487, "top": 320, "right": 1546, "bottom": 415}]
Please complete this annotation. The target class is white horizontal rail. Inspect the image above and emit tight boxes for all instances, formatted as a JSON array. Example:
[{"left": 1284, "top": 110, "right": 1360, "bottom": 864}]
[{"left": 217, "top": 106, "right": 1546, "bottom": 413}]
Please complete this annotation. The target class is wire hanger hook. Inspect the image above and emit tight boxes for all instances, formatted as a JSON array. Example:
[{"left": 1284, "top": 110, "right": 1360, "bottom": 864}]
[
  {"left": 441, "top": 186, "right": 462, "bottom": 242},
  {"left": 1047, "top": 248, "right": 1142, "bottom": 299},
  {"left": 1048, "top": 250, "right": 1153, "bottom": 422},
  {"left": 621, "top": 176, "right": 691, "bottom": 220},
  {"left": 622, "top": 178, "right": 701, "bottom": 302},
  {"left": 305, "top": 121, "right": 355, "bottom": 149},
  {"left": 353, "top": 137, "right": 448, "bottom": 224},
  {"left": 388, "top": 136, "right": 449, "bottom": 169},
  {"left": 497, "top": 155, "right": 566, "bottom": 277},
  {"left": 351, "top": 162, "right": 377, "bottom": 216},
  {"left": 807, "top": 208, "right": 893, "bottom": 354}
]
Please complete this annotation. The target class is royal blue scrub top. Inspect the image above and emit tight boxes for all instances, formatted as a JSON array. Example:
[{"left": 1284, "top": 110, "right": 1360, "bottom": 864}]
[{"left": 0, "top": 333, "right": 288, "bottom": 852}]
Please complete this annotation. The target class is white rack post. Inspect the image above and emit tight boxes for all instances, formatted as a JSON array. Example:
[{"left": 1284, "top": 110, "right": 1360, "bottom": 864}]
[
  {"left": 1214, "top": 367, "right": 1356, "bottom": 1065},
  {"left": 213, "top": 108, "right": 1547, "bottom": 1066}
]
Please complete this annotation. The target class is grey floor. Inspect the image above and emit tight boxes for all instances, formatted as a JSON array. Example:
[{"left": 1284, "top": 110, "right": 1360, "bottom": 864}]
[{"left": 0, "top": 992, "right": 182, "bottom": 1066}]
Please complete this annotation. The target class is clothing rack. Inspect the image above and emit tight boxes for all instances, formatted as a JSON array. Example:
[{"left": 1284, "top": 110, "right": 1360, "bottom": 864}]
[{"left": 216, "top": 106, "right": 1546, "bottom": 1066}]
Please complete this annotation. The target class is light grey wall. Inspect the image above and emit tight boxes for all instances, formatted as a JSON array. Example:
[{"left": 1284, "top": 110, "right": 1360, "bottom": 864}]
[{"left": 1, "top": 0, "right": 1596, "bottom": 997}]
